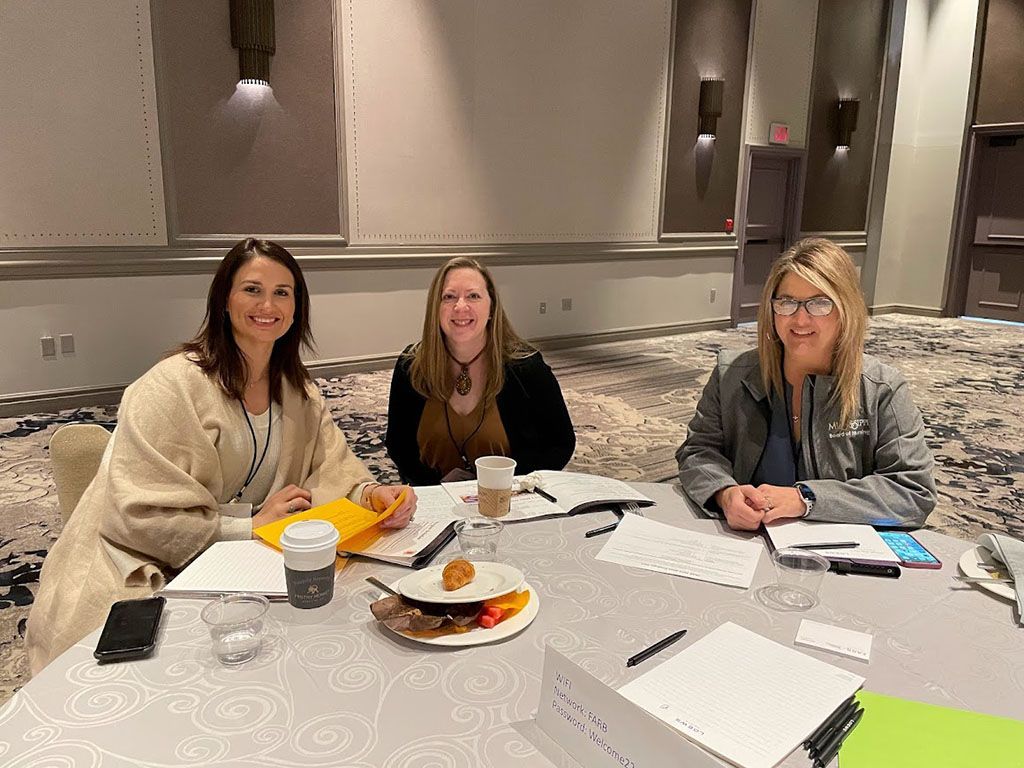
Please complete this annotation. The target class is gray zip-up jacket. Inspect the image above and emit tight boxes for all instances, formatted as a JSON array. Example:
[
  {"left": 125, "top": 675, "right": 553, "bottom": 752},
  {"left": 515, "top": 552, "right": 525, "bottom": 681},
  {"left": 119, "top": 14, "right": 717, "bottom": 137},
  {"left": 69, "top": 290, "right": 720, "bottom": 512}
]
[{"left": 676, "top": 348, "right": 937, "bottom": 527}]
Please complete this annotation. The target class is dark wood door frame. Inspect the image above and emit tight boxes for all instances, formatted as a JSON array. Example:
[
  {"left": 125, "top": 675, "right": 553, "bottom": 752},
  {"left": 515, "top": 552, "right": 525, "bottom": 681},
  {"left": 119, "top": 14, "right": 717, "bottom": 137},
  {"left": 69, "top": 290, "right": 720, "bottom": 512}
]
[
  {"left": 945, "top": 122, "right": 1024, "bottom": 317},
  {"left": 732, "top": 144, "right": 807, "bottom": 325}
]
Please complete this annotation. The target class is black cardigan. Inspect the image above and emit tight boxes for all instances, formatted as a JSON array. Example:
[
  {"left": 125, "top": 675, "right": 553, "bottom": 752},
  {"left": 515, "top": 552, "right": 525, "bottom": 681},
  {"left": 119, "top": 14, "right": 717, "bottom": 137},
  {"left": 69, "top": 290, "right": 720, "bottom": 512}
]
[{"left": 385, "top": 347, "right": 576, "bottom": 485}]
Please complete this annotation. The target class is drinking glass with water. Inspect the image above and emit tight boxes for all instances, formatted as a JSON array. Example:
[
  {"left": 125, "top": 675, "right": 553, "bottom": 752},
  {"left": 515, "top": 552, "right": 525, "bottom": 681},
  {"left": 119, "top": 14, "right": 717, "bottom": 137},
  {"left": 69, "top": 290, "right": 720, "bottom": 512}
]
[{"left": 200, "top": 593, "right": 269, "bottom": 665}]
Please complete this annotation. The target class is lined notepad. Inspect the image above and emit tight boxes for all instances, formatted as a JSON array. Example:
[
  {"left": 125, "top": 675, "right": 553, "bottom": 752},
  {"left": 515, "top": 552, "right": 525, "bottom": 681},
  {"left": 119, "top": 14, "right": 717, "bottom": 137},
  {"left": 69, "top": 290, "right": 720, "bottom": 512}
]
[
  {"left": 618, "top": 622, "right": 865, "bottom": 768},
  {"left": 162, "top": 540, "right": 289, "bottom": 599}
]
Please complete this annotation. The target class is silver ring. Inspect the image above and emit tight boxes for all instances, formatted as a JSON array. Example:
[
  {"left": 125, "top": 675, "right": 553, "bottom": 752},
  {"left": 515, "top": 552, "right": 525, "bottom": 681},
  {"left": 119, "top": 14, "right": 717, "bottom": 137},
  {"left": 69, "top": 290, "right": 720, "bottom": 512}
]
[{"left": 288, "top": 504, "right": 296, "bottom": 513}]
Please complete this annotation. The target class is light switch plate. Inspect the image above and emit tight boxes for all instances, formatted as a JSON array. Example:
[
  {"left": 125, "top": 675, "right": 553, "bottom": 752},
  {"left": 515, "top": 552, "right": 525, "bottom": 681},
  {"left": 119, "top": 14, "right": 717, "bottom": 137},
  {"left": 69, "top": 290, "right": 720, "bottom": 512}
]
[
  {"left": 59, "top": 333, "right": 75, "bottom": 354},
  {"left": 40, "top": 336, "right": 56, "bottom": 358}
]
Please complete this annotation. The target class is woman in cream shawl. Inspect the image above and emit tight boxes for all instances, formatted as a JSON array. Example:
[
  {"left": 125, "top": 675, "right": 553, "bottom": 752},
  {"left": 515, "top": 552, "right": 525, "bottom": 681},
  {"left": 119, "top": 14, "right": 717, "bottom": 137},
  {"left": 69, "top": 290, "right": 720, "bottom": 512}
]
[{"left": 26, "top": 238, "right": 416, "bottom": 672}]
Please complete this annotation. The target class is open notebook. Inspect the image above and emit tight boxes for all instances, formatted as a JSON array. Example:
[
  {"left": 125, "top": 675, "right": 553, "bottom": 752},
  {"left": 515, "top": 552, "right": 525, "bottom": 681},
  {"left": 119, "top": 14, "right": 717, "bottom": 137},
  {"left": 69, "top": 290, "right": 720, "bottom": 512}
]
[{"left": 442, "top": 470, "right": 655, "bottom": 523}]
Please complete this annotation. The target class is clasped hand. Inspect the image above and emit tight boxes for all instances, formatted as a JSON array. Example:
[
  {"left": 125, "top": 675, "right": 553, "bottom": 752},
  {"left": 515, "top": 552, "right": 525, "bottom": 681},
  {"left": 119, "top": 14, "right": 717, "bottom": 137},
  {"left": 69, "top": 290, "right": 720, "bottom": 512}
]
[{"left": 714, "top": 484, "right": 806, "bottom": 531}]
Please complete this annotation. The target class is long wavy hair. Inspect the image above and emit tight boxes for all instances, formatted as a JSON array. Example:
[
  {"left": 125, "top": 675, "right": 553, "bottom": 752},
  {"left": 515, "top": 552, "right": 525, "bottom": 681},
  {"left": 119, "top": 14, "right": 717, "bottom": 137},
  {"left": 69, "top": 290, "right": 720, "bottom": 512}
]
[
  {"left": 408, "top": 257, "right": 533, "bottom": 402},
  {"left": 175, "top": 238, "right": 314, "bottom": 403},
  {"left": 756, "top": 238, "right": 867, "bottom": 426}
]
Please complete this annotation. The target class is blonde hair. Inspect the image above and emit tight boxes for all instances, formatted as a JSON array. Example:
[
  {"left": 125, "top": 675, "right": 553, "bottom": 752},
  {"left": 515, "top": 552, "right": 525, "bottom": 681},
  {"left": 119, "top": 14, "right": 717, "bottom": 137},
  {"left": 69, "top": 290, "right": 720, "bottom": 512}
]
[
  {"left": 408, "top": 257, "right": 532, "bottom": 402},
  {"left": 756, "top": 238, "right": 868, "bottom": 426}
]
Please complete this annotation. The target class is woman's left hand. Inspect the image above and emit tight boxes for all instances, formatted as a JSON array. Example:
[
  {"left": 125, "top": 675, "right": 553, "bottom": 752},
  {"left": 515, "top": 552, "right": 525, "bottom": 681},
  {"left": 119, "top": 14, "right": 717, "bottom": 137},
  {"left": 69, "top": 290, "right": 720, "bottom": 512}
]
[
  {"left": 755, "top": 484, "right": 806, "bottom": 523},
  {"left": 369, "top": 484, "right": 417, "bottom": 528}
]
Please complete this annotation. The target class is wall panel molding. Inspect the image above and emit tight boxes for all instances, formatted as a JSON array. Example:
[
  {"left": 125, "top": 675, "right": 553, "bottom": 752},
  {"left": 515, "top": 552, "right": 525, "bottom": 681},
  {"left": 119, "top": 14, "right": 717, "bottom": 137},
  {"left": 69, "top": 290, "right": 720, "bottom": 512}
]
[
  {"left": 0, "top": 0, "right": 166, "bottom": 247},
  {"left": 661, "top": 0, "right": 753, "bottom": 235},
  {"left": 801, "top": 0, "right": 888, "bottom": 232},
  {"left": 150, "top": 0, "right": 341, "bottom": 240},
  {"left": 339, "top": 0, "right": 672, "bottom": 244},
  {"left": 0, "top": 238, "right": 738, "bottom": 281}
]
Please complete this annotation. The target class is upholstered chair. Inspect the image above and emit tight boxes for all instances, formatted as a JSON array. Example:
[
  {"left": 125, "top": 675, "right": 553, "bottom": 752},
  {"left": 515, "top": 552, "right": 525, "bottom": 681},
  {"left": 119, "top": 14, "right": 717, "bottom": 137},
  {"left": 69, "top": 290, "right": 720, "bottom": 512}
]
[{"left": 49, "top": 424, "right": 111, "bottom": 524}]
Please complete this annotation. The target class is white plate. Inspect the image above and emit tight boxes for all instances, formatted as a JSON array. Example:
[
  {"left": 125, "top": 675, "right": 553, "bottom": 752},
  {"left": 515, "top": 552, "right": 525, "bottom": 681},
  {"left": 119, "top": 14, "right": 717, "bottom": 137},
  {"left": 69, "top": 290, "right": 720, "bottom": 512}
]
[
  {"left": 386, "top": 583, "right": 540, "bottom": 647},
  {"left": 958, "top": 546, "right": 1016, "bottom": 601},
  {"left": 396, "top": 561, "right": 525, "bottom": 604}
]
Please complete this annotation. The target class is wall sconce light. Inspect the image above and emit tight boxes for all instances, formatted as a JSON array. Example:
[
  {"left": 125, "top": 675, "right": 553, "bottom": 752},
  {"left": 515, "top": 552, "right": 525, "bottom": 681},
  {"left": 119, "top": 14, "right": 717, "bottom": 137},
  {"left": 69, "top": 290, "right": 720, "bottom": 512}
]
[
  {"left": 230, "top": 0, "right": 275, "bottom": 86},
  {"left": 698, "top": 78, "right": 725, "bottom": 139},
  {"left": 835, "top": 98, "right": 859, "bottom": 149}
]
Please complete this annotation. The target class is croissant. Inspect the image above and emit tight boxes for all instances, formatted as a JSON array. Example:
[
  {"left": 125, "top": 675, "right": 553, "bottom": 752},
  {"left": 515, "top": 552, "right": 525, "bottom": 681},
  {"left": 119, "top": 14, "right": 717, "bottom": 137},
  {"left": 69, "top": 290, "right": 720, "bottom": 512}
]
[{"left": 442, "top": 559, "right": 476, "bottom": 591}]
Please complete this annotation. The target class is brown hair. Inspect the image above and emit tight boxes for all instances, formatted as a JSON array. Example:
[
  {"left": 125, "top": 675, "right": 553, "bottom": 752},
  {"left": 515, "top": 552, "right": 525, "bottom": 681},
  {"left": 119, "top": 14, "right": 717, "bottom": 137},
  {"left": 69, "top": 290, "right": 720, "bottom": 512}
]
[
  {"left": 408, "top": 257, "right": 532, "bottom": 402},
  {"left": 756, "top": 237, "right": 868, "bottom": 426},
  {"left": 176, "top": 238, "right": 314, "bottom": 403}
]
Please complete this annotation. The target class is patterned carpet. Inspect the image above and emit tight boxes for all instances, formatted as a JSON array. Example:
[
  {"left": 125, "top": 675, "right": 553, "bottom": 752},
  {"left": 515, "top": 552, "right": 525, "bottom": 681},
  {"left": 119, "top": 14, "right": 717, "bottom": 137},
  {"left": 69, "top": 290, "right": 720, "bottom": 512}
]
[{"left": 1, "top": 314, "right": 1021, "bottom": 704}]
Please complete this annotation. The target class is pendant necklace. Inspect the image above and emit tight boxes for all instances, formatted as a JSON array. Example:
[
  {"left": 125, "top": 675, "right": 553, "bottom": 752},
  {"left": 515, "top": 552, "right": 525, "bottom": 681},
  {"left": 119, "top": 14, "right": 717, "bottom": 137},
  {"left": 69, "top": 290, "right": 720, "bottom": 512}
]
[{"left": 446, "top": 344, "right": 486, "bottom": 396}]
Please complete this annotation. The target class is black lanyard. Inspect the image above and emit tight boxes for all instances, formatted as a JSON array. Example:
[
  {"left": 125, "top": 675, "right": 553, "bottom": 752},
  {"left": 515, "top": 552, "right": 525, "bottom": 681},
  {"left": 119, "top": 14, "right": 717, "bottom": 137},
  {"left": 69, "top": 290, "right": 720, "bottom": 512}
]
[
  {"left": 233, "top": 400, "right": 271, "bottom": 502},
  {"left": 444, "top": 401, "right": 487, "bottom": 471}
]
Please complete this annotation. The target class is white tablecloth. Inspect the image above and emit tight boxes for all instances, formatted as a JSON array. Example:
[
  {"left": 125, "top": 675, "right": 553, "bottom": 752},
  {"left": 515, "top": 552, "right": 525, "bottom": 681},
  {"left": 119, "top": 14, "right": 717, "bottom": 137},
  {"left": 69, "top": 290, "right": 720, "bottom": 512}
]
[{"left": 3, "top": 483, "right": 1021, "bottom": 767}]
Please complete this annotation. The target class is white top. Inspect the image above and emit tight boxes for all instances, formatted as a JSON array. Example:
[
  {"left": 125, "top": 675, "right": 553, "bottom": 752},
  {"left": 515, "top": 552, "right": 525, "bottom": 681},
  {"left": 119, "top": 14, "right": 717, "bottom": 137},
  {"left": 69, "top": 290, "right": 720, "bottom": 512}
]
[{"left": 227, "top": 404, "right": 282, "bottom": 508}]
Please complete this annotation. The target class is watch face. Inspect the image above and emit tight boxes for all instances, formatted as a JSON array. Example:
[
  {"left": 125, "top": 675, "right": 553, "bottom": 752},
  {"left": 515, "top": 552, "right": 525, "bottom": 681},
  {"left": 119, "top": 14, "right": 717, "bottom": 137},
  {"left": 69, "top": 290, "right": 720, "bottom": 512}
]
[{"left": 798, "top": 484, "right": 815, "bottom": 501}]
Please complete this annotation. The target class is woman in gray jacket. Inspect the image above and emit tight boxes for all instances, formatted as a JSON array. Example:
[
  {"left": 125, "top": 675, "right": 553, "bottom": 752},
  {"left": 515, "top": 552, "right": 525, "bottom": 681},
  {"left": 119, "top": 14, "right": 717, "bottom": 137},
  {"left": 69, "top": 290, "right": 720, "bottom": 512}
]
[{"left": 677, "top": 238, "right": 936, "bottom": 530}]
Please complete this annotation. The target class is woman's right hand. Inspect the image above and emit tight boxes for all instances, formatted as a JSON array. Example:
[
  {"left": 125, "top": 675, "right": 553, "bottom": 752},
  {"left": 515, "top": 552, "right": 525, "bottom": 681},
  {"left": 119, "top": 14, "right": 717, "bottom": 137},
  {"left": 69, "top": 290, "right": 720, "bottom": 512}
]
[
  {"left": 251, "top": 484, "right": 312, "bottom": 531},
  {"left": 715, "top": 485, "right": 770, "bottom": 531}
]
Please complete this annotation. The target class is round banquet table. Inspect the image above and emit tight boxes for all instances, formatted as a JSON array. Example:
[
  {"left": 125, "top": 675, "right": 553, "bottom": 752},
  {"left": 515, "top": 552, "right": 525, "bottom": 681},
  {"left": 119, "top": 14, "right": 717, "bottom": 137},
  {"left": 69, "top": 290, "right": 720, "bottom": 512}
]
[{"left": 2, "top": 483, "right": 1021, "bottom": 767}]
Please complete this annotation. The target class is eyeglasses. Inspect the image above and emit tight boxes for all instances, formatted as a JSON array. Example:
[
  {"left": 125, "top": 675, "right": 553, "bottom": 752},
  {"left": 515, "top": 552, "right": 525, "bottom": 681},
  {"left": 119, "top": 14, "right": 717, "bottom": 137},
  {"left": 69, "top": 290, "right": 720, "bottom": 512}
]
[{"left": 771, "top": 297, "right": 835, "bottom": 317}]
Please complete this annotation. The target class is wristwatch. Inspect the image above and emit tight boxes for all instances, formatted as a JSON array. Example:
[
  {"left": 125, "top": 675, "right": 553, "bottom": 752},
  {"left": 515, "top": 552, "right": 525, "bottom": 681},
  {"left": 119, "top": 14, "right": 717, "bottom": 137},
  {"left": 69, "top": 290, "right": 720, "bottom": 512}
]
[{"left": 795, "top": 483, "right": 815, "bottom": 517}]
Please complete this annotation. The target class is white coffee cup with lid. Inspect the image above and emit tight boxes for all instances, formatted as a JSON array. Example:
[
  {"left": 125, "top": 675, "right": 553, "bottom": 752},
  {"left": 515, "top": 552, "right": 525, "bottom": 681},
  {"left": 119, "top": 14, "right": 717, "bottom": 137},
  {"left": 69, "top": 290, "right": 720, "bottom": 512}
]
[{"left": 280, "top": 519, "right": 339, "bottom": 609}]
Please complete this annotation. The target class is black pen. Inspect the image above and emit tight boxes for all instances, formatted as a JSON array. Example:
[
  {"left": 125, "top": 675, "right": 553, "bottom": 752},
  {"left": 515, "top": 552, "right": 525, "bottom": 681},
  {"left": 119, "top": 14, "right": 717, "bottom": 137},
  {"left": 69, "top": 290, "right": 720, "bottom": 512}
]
[
  {"left": 810, "top": 701, "right": 860, "bottom": 756},
  {"left": 803, "top": 695, "right": 857, "bottom": 749},
  {"left": 533, "top": 487, "right": 558, "bottom": 503},
  {"left": 814, "top": 706, "right": 864, "bottom": 767},
  {"left": 626, "top": 629, "right": 688, "bottom": 667},
  {"left": 585, "top": 522, "right": 619, "bottom": 538},
  {"left": 791, "top": 542, "right": 859, "bottom": 550}
]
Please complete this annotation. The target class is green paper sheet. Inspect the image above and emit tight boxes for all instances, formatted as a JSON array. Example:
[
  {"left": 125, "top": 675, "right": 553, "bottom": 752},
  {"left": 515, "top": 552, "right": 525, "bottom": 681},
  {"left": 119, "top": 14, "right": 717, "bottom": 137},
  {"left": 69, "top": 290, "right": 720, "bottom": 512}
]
[{"left": 839, "top": 691, "right": 1024, "bottom": 768}]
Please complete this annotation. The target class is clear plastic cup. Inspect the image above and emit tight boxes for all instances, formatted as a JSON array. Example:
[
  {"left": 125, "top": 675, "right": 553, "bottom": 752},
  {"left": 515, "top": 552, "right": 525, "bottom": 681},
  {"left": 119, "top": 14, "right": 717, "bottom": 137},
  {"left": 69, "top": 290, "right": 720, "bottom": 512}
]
[
  {"left": 455, "top": 518, "right": 503, "bottom": 560},
  {"left": 201, "top": 593, "right": 269, "bottom": 665},
  {"left": 756, "top": 548, "right": 830, "bottom": 612}
]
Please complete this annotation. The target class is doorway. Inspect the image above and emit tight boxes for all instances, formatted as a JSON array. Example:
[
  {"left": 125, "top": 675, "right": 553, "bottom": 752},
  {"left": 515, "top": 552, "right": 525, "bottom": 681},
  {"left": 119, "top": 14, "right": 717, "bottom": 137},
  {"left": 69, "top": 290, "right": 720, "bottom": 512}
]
[
  {"left": 948, "top": 129, "right": 1024, "bottom": 322},
  {"left": 732, "top": 147, "right": 804, "bottom": 324}
]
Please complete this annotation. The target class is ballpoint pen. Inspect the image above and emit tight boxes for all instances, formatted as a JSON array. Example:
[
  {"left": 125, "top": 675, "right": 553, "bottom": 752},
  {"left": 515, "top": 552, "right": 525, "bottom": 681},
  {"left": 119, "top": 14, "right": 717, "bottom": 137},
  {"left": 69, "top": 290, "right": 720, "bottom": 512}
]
[
  {"left": 584, "top": 521, "right": 619, "bottom": 538},
  {"left": 803, "top": 695, "right": 857, "bottom": 750},
  {"left": 533, "top": 487, "right": 558, "bottom": 503},
  {"left": 626, "top": 629, "right": 688, "bottom": 667},
  {"left": 814, "top": 706, "right": 864, "bottom": 767},
  {"left": 790, "top": 542, "right": 860, "bottom": 550},
  {"left": 810, "top": 702, "right": 861, "bottom": 756}
]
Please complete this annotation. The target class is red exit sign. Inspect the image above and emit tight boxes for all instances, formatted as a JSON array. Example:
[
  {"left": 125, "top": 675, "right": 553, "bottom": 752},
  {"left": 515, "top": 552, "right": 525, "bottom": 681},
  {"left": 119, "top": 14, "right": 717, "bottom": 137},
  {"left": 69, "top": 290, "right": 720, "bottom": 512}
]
[{"left": 769, "top": 122, "right": 790, "bottom": 145}]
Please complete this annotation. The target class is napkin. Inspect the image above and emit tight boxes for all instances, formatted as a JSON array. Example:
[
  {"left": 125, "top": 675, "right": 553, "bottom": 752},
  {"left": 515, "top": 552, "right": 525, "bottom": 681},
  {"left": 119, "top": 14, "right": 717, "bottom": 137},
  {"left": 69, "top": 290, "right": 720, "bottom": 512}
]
[{"left": 976, "top": 533, "right": 1024, "bottom": 625}]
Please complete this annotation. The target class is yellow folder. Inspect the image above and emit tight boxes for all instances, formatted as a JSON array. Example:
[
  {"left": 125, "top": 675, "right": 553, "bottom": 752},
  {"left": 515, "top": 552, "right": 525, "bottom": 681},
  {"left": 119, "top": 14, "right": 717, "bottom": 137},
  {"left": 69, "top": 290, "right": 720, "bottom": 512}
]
[{"left": 253, "top": 489, "right": 407, "bottom": 568}]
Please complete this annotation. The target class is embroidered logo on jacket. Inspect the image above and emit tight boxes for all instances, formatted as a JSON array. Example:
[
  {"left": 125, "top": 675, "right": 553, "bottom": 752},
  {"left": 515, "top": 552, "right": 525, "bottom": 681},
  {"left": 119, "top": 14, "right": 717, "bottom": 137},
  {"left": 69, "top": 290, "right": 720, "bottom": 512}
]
[{"left": 828, "top": 418, "right": 869, "bottom": 439}]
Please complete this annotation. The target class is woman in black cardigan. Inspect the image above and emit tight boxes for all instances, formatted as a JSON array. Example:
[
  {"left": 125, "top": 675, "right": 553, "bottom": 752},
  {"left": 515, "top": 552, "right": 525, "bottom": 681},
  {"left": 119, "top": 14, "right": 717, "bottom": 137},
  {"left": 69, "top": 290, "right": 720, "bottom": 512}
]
[{"left": 386, "top": 257, "right": 575, "bottom": 485}]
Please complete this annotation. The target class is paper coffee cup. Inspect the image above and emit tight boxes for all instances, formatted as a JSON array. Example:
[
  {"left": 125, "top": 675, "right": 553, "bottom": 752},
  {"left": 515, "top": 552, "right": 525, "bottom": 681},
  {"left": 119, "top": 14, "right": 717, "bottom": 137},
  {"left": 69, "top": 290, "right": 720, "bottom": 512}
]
[
  {"left": 475, "top": 456, "right": 516, "bottom": 518},
  {"left": 280, "top": 520, "right": 339, "bottom": 609}
]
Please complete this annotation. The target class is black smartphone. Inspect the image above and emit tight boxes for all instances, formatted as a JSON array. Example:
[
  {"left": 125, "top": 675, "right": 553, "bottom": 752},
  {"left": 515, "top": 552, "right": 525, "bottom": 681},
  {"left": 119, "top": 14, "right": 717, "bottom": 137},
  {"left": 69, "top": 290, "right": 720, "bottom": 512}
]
[
  {"left": 878, "top": 531, "right": 942, "bottom": 569},
  {"left": 93, "top": 596, "right": 166, "bottom": 663}
]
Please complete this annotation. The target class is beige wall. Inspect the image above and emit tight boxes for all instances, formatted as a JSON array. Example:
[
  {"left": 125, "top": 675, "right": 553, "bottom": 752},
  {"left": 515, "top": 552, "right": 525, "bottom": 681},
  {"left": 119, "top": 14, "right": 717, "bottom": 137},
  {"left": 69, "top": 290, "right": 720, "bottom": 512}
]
[
  {"left": 0, "top": 0, "right": 166, "bottom": 248},
  {"left": 341, "top": 0, "right": 672, "bottom": 243},
  {"left": 0, "top": 257, "right": 733, "bottom": 398},
  {"left": 744, "top": 0, "right": 819, "bottom": 148},
  {"left": 874, "top": 0, "right": 978, "bottom": 311}
]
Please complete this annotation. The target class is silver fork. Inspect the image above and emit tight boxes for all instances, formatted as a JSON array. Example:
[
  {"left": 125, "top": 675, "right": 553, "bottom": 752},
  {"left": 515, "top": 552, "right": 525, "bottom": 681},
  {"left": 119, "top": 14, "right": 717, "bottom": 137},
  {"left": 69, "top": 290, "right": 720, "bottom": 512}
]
[{"left": 622, "top": 502, "right": 645, "bottom": 517}]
